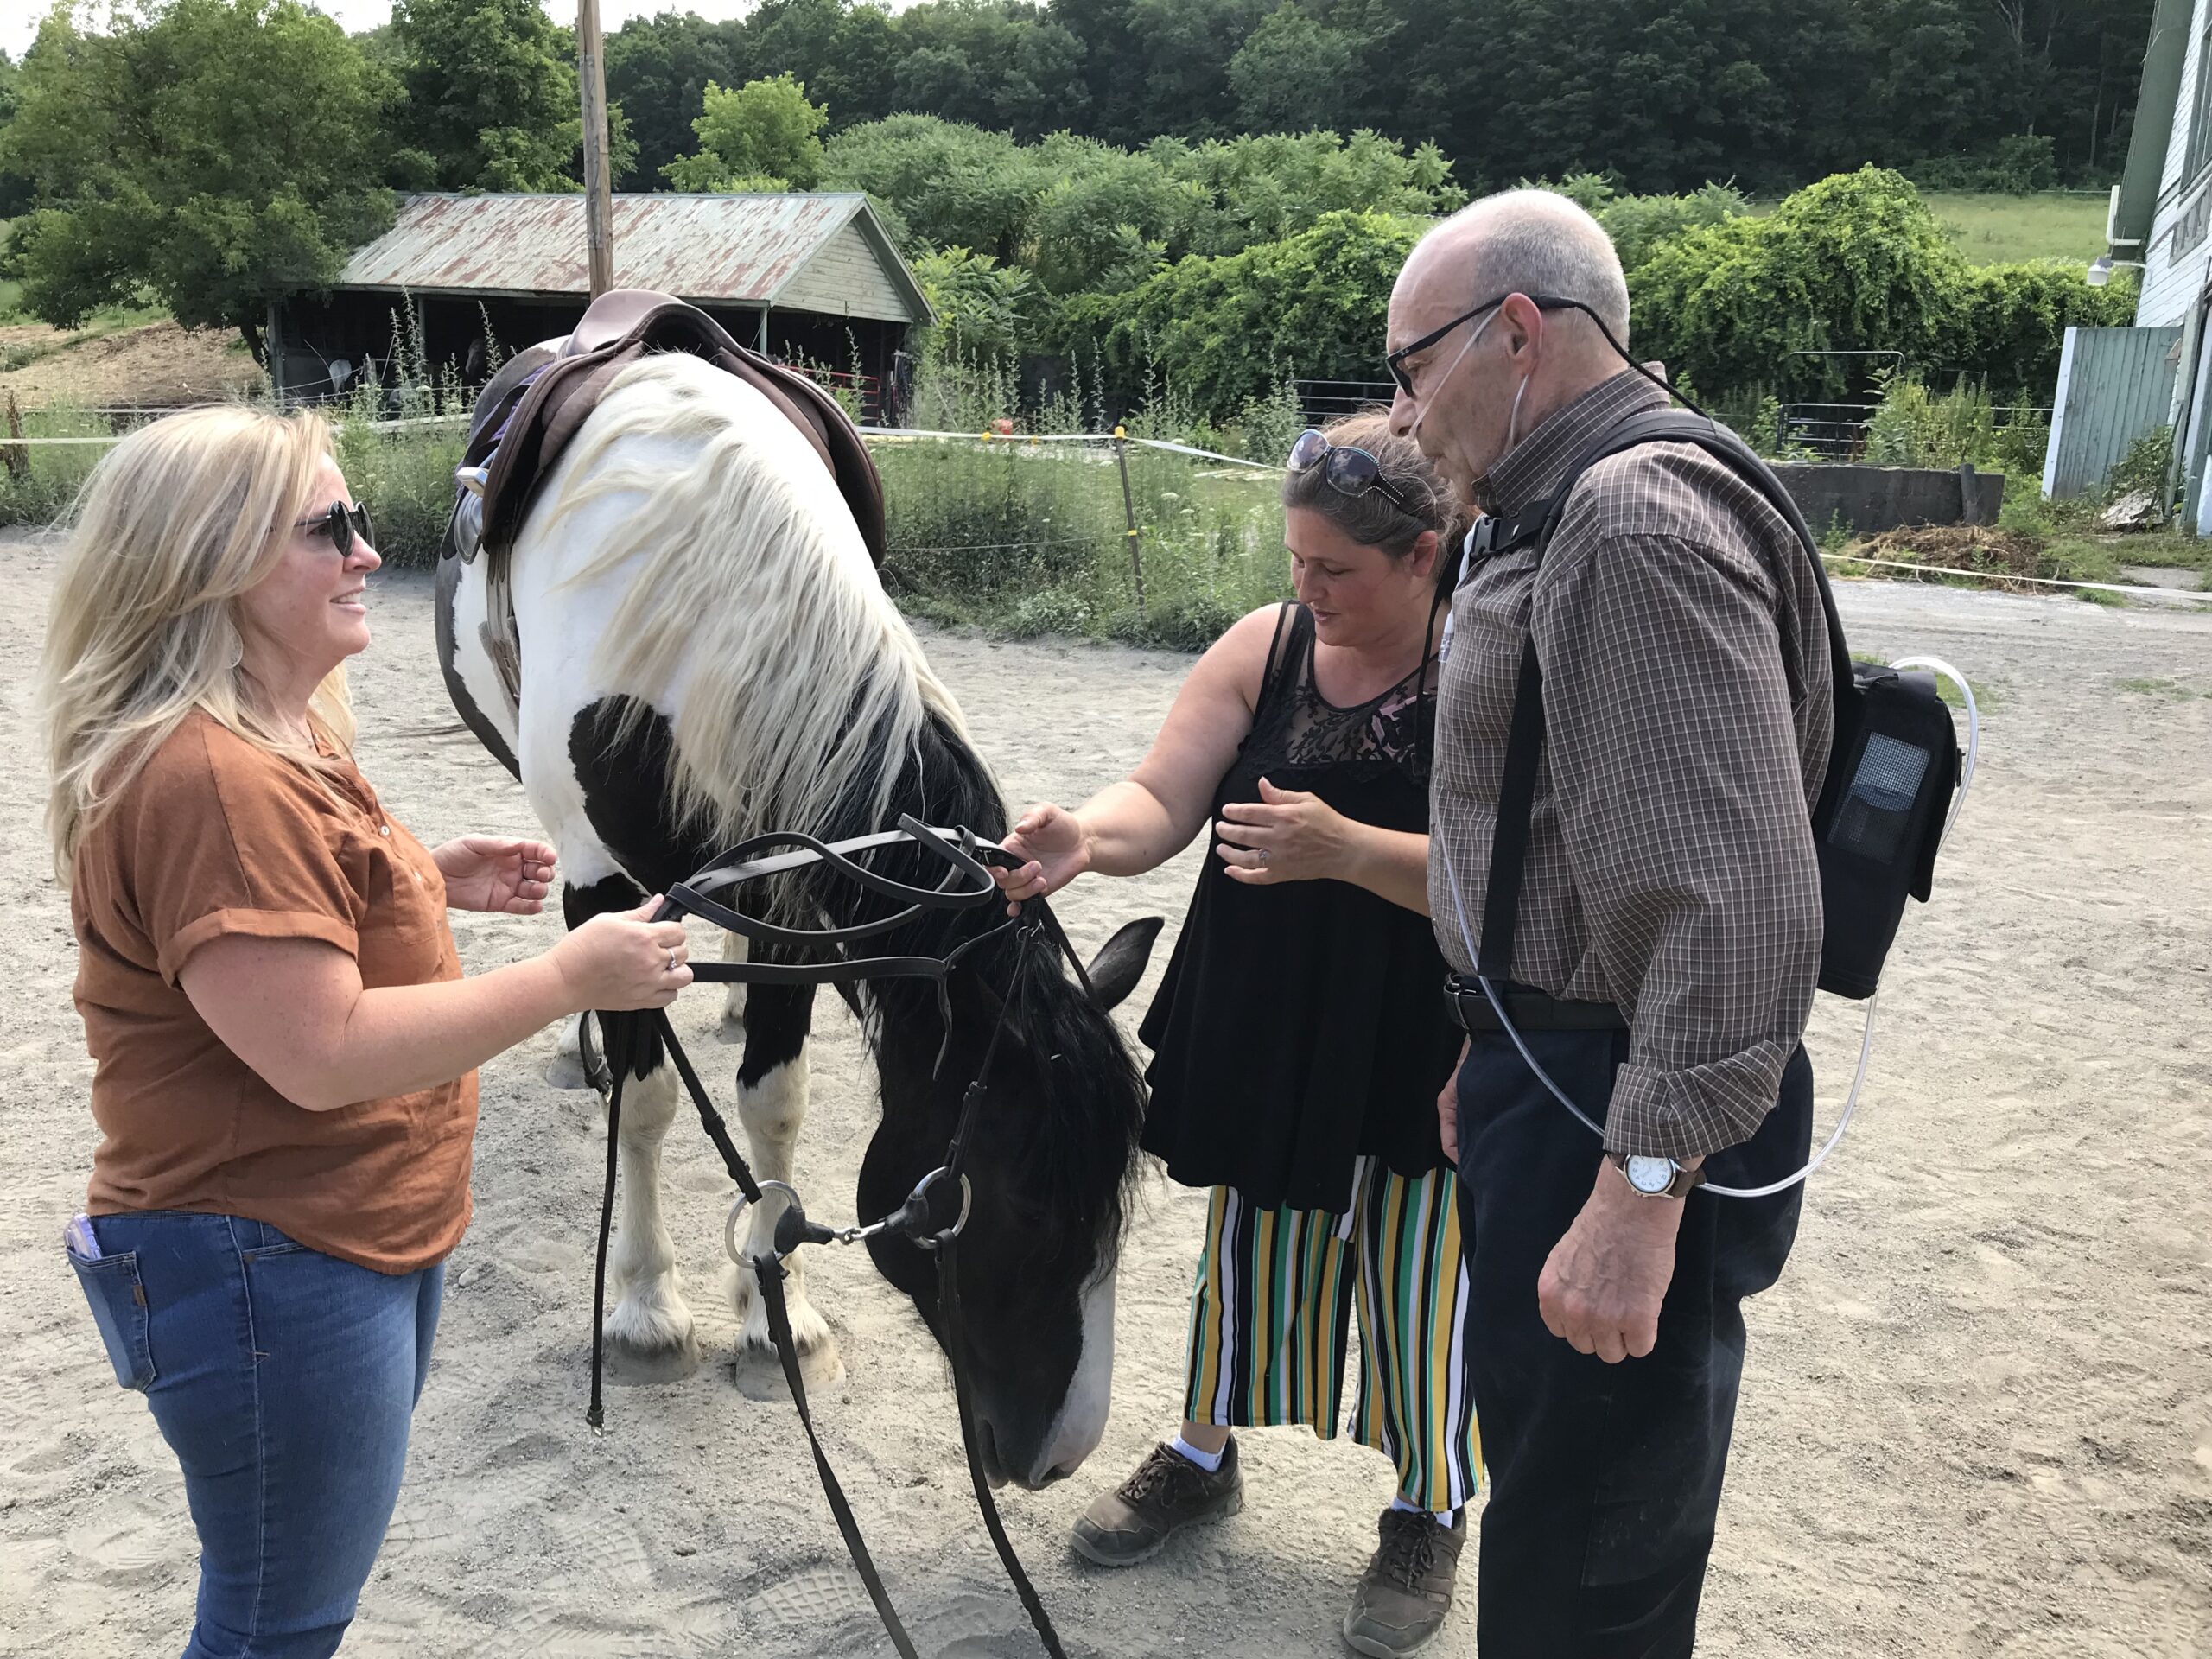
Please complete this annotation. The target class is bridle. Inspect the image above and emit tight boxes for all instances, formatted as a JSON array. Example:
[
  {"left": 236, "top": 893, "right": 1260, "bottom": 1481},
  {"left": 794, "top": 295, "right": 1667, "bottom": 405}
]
[{"left": 581, "top": 816, "right": 1097, "bottom": 1659}]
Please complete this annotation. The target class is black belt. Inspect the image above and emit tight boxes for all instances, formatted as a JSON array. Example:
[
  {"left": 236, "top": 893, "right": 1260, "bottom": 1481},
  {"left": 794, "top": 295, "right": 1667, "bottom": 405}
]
[{"left": 1443, "top": 976, "right": 1627, "bottom": 1034}]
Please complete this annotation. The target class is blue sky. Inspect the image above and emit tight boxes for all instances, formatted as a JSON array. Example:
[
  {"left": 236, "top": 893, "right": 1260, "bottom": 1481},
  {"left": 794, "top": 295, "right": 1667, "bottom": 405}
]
[{"left": 2, "top": 2, "right": 794, "bottom": 62}]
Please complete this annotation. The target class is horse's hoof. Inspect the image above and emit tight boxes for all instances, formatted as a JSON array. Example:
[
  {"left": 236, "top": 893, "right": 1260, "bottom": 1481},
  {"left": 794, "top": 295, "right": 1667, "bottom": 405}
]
[
  {"left": 730, "top": 1332, "right": 843, "bottom": 1399},
  {"left": 715, "top": 1009, "right": 746, "bottom": 1045},
  {"left": 544, "top": 1049, "right": 592, "bottom": 1090},
  {"left": 602, "top": 1328, "right": 701, "bottom": 1385}
]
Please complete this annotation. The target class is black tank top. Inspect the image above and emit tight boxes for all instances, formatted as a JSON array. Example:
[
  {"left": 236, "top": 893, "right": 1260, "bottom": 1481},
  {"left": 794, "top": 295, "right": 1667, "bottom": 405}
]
[{"left": 1137, "top": 604, "right": 1461, "bottom": 1213}]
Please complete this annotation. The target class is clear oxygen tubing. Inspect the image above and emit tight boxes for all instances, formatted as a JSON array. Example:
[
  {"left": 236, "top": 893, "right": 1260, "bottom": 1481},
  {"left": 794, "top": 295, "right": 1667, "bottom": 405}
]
[{"left": 1440, "top": 655, "right": 1980, "bottom": 1199}]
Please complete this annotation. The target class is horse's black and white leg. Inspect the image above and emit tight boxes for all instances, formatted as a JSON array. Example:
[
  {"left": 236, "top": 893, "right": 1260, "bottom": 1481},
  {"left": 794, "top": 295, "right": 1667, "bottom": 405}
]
[
  {"left": 717, "top": 930, "right": 748, "bottom": 1041},
  {"left": 727, "top": 982, "right": 839, "bottom": 1375},
  {"left": 567, "top": 874, "right": 698, "bottom": 1380},
  {"left": 549, "top": 1011, "right": 591, "bottom": 1089}
]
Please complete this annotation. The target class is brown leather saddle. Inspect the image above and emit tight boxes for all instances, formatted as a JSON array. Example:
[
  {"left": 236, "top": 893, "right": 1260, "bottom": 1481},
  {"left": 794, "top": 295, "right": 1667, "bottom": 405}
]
[{"left": 447, "top": 289, "right": 887, "bottom": 706}]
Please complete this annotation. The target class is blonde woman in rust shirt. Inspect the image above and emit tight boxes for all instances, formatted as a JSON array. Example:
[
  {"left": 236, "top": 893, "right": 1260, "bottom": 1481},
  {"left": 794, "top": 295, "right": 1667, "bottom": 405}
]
[{"left": 42, "top": 407, "right": 691, "bottom": 1659}]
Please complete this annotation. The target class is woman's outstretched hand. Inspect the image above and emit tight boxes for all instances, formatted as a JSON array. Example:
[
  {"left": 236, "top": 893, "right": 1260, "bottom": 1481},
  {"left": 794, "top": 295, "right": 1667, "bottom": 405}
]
[
  {"left": 1215, "top": 779, "right": 1356, "bottom": 885},
  {"left": 996, "top": 804, "right": 1090, "bottom": 914},
  {"left": 435, "top": 836, "right": 557, "bottom": 913}
]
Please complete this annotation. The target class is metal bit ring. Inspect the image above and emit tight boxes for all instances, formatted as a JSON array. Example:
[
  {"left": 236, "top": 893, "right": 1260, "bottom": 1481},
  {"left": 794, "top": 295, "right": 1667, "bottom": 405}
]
[
  {"left": 908, "top": 1167, "right": 973, "bottom": 1249},
  {"left": 724, "top": 1179, "right": 804, "bottom": 1264}
]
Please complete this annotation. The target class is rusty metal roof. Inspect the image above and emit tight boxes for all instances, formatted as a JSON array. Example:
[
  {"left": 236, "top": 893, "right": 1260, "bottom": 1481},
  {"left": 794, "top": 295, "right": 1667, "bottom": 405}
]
[{"left": 334, "top": 192, "right": 930, "bottom": 322}]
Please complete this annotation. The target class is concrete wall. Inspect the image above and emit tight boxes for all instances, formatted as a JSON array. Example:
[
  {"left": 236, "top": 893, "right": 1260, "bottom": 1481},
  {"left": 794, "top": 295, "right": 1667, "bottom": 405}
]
[{"left": 1771, "top": 463, "right": 2007, "bottom": 536}]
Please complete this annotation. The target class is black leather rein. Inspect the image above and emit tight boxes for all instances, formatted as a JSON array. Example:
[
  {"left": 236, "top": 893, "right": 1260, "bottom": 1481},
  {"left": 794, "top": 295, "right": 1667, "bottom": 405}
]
[{"left": 582, "top": 816, "right": 1088, "bottom": 1659}]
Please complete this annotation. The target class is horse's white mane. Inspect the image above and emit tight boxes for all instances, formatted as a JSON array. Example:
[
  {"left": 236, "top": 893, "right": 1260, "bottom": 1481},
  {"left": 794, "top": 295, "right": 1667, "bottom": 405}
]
[{"left": 543, "top": 351, "right": 966, "bottom": 849}]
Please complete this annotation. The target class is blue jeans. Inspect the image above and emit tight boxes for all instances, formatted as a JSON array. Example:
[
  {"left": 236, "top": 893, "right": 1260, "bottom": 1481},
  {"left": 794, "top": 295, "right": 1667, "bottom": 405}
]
[{"left": 67, "top": 1211, "right": 444, "bottom": 1659}]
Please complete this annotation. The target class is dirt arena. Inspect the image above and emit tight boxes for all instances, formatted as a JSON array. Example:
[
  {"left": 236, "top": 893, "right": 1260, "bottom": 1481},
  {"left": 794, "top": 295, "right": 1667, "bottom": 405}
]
[{"left": 2, "top": 528, "right": 2207, "bottom": 1658}]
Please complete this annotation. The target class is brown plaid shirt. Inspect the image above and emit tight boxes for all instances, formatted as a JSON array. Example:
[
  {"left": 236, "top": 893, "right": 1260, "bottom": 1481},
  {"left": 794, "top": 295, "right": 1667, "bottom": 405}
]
[{"left": 1429, "top": 371, "right": 1835, "bottom": 1160}]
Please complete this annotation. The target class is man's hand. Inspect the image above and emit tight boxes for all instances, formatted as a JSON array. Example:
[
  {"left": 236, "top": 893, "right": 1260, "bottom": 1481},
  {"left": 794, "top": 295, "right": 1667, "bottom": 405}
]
[
  {"left": 1537, "top": 1162, "right": 1687, "bottom": 1363},
  {"left": 1439, "top": 1039, "right": 1468, "bottom": 1162}
]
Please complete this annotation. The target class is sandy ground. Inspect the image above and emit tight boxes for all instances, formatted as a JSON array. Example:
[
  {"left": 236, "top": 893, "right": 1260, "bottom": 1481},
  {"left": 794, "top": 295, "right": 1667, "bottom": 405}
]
[
  {"left": 0, "top": 322, "right": 264, "bottom": 409},
  {"left": 1, "top": 531, "right": 2208, "bottom": 1659}
]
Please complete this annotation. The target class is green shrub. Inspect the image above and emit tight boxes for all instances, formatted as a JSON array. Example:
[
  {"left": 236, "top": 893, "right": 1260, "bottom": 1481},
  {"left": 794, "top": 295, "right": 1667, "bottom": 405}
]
[
  {"left": 2103, "top": 425, "right": 2175, "bottom": 507},
  {"left": 1993, "top": 411, "right": 2050, "bottom": 483},
  {"left": 1906, "top": 136, "right": 2060, "bottom": 195},
  {"left": 1234, "top": 378, "right": 1306, "bottom": 466},
  {"left": 1063, "top": 209, "right": 1424, "bottom": 426},
  {"left": 1631, "top": 168, "right": 2124, "bottom": 407},
  {"left": 1528, "top": 174, "right": 1752, "bottom": 274},
  {"left": 1863, "top": 372, "right": 1996, "bottom": 468},
  {"left": 1949, "top": 259, "right": 2133, "bottom": 396},
  {"left": 333, "top": 406, "right": 465, "bottom": 570},
  {"left": 1861, "top": 370, "right": 2056, "bottom": 481},
  {"left": 0, "top": 399, "right": 109, "bottom": 526}
]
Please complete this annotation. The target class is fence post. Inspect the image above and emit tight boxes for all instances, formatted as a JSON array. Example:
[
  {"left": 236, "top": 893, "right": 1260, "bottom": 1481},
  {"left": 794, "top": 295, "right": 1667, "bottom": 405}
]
[
  {"left": 1113, "top": 424, "right": 1146, "bottom": 622},
  {"left": 2, "top": 392, "right": 26, "bottom": 481}
]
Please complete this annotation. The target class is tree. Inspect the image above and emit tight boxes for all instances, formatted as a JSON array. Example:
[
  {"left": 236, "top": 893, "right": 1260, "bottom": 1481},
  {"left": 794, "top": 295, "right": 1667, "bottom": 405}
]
[
  {"left": 0, "top": 1, "right": 393, "bottom": 355},
  {"left": 605, "top": 12, "right": 750, "bottom": 188},
  {"left": 391, "top": 0, "right": 583, "bottom": 191},
  {"left": 823, "top": 114, "right": 1046, "bottom": 258},
  {"left": 740, "top": 0, "right": 898, "bottom": 130},
  {"left": 0, "top": 47, "right": 30, "bottom": 218},
  {"left": 911, "top": 245, "right": 1037, "bottom": 361},
  {"left": 1228, "top": 6, "right": 1362, "bottom": 136},
  {"left": 664, "top": 73, "right": 830, "bottom": 191},
  {"left": 1156, "top": 129, "right": 1464, "bottom": 252},
  {"left": 887, "top": 0, "right": 1090, "bottom": 139},
  {"left": 1122, "top": 0, "right": 1270, "bottom": 143},
  {"left": 1063, "top": 208, "right": 1423, "bottom": 420}
]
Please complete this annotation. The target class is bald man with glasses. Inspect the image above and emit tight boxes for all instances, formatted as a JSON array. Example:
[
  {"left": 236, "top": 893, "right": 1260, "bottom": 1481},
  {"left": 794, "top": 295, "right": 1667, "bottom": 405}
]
[{"left": 1387, "top": 189, "right": 1834, "bottom": 1656}]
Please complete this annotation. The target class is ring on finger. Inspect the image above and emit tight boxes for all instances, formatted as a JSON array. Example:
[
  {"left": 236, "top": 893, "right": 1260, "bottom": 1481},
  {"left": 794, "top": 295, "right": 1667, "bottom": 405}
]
[
  {"left": 1256, "top": 848, "right": 1271, "bottom": 865},
  {"left": 665, "top": 949, "right": 679, "bottom": 974}
]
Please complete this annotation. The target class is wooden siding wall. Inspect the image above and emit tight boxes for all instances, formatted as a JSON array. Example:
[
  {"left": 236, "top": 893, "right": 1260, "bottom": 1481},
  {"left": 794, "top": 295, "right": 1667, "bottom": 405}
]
[
  {"left": 2141, "top": 0, "right": 2212, "bottom": 327},
  {"left": 777, "top": 222, "right": 913, "bottom": 323}
]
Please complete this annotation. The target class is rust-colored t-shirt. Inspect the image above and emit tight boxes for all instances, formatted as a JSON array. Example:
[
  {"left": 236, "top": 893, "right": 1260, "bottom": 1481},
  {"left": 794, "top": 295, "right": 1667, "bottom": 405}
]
[{"left": 70, "top": 712, "right": 478, "bottom": 1274}]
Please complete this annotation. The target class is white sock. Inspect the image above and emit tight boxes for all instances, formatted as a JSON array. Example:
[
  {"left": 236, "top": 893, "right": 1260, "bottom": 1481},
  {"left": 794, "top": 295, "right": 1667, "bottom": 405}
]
[
  {"left": 1390, "top": 1495, "right": 1458, "bottom": 1524},
  {"left": 1168, "top": 1433, "right": 1226, "bottom": 1473}
]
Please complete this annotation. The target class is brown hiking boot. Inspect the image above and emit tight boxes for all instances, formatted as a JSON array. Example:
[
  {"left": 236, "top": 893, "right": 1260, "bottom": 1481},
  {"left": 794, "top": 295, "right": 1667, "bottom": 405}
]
[
  {"left": 1070, "top": 1438, "right": 1243, "bottom": 1567},
  {"left": 1341, "top": 1507, "right": 1466, "bottom": 1656}
]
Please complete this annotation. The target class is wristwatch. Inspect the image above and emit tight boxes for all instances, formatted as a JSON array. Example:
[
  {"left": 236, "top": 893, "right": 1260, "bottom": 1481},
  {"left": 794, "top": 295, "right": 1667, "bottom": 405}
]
[{"left": 1608, "top": 1153, "right": 1705, "bottom": 1199}]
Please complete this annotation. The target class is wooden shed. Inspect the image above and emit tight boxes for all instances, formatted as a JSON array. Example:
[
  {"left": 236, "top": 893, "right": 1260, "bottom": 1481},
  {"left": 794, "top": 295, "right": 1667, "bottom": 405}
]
[{"left": 269, "top": 192, "right": 931, "bottom": 423}]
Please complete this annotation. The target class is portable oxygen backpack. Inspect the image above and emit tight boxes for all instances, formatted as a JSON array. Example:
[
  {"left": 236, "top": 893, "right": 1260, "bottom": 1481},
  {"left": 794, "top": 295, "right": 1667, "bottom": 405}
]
[{"left": 1465, "top": 406, "right": 1962, "bottom": 1002}]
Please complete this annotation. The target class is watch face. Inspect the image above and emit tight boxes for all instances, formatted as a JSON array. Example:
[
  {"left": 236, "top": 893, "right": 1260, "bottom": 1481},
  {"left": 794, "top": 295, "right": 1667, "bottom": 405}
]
[{"left": 1624, "top": 1155, "right": 1675, "bottom": 1195}]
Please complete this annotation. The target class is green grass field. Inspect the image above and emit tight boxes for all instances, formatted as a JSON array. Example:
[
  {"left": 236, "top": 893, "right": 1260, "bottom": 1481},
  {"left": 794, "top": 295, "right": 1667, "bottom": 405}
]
[
  {"left": 1745, "top": 190, "right": 2108, "bottom": 265},
  {"left": 1922, "top": 191, "right": 2108, "bottom": 265}
]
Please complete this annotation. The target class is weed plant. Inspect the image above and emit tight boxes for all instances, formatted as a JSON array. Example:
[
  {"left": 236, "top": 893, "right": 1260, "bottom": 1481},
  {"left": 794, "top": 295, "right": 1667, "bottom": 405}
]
[{"left": 0, "top": 398, "right": 109, "bottom": 524}]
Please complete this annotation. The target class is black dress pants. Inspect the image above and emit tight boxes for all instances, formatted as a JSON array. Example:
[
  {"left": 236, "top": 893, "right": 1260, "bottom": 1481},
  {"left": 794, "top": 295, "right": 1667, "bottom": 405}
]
[{"left": 1453, "top": 1027, "right": 1813, "bottom": 1656}]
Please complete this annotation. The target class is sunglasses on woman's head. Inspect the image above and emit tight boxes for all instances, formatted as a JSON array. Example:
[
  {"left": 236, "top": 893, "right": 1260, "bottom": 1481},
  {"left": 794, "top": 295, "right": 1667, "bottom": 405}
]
[
  {"left": 296, "top": 500, "right": 374, "bottom": 558},
  {"left": 1287, "top": 429, "right": 1416, "bottom": 513}
]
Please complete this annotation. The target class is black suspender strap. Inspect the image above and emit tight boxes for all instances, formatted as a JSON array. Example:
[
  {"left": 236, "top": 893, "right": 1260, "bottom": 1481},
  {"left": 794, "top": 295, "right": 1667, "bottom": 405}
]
[
  {"left": 1478, "top": 636, "right": 1546, "bottom": 983},
  {"left": 1473, "top": 406, "right": 1849, "bottom": 987}
]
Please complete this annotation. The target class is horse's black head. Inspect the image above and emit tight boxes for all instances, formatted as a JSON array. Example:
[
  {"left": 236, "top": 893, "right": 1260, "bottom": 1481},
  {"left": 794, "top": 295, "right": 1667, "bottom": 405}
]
[{"left": 856, "top": 916, "right": 1160, "bottom": 1489}]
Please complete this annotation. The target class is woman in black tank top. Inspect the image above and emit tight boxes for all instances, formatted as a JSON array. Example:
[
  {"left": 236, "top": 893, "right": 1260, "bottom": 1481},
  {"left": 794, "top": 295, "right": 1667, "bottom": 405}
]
[{"left": 995, "top": 416, "right": 1480, "bottom": 1656}]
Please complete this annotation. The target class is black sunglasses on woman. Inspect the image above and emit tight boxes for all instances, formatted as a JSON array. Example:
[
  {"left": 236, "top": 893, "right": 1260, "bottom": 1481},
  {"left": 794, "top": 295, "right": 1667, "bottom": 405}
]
[
  {"left": 296, "top": 501, "right": 375, "bottom": 558},
  {"left": 1287, "top": 429, "right": 1419, "bottom": 513}
]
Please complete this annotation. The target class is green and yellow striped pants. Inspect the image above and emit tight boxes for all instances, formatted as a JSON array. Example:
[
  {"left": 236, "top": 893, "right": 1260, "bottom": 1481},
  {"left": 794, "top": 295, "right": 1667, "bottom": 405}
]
[{"left": 1181, "top": 1157, "right": 1481, "bottom": 1512}]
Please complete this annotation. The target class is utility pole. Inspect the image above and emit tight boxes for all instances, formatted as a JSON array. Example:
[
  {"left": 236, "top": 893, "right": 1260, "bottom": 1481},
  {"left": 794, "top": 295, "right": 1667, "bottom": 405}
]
[{"left": 576, "top": 0, "right": 615, "bottom": 297}]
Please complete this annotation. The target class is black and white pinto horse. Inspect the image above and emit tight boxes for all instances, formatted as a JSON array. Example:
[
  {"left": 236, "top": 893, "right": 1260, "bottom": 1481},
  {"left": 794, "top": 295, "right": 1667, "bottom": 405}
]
[{"left": 435, "top": 353, "right": 1158, "bottom": 1488}]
